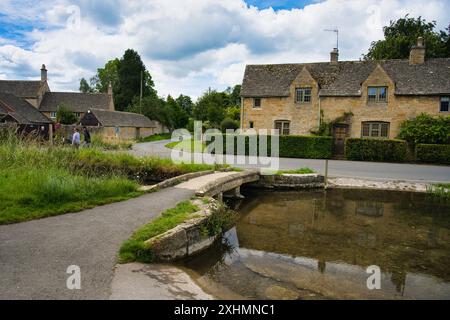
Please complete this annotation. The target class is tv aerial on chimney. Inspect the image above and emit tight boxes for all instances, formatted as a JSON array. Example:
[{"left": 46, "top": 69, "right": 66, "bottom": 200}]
[{"left": 324, "top": 28, "right": 339, "bottom": 50}]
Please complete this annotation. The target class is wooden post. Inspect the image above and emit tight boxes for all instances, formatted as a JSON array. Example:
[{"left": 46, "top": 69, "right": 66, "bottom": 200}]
[
  {"left": 324, "top": 159, "right": 329, "bottom": 189},
  {"left": 48, "top": 124, "right": 54, "bottom": 146}
]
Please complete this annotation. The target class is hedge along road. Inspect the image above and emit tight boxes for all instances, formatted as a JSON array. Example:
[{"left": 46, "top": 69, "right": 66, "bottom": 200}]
[{"left": 132, "top": 140, "right": 450, "bottom": 183}]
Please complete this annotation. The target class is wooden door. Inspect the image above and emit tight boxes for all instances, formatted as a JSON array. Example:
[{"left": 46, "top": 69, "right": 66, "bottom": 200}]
[{"left": 333, "top": 124, "right": 349, "bottom": 156}]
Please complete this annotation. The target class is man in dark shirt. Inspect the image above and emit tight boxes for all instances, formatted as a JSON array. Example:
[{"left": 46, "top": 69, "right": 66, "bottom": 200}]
[{"left": 82, "top": 127, "right": 91, "bottom": 147}]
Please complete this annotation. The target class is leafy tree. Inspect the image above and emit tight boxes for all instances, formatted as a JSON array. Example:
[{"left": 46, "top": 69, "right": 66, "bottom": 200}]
[
  {"left": 128, "top": 95, "right": 173, "bottom": 129},
  {"left": 115, "top": 49, "right": 156, "bottom": 111},
  {"left": 167, "top": 95, "right": 189, "bottom": 129},
  {"left": 225, "top": 105, "right": 241, "bottom": 121},
  {"left": 176, "top": 94, "right": 193, "bottom": 116},
  {"left": 398, "top": 114, "right": 450, "bottom": 145},
  {"left": 220, "top": 118, "right": 239, "bottom": 132},
  {"left": 90, "top": 58, "right": 120, "bottom": 93},
  {"left": 226, "top": 85, "right": 242, "bottom": 106},
  {"left": 193, "top": 90, "right": 229, "bottom": 126},
  {"left": 79, "top": 78, "right": 94, "bottom": 93},
  {"left": 56, "top": 104, "right": 78, "bottom": 125},
  {"left": 365, "top": 15, "right": 450, "bottom": 60}
]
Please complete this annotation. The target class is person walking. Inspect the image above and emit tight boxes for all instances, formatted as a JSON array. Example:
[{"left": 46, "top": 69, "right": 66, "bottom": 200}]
[
  {"left": 72, "top": 128, "right": 81, "bottom": 148},
  {"left": 82, "top": 127, "right": 91, "bottom": 148}
]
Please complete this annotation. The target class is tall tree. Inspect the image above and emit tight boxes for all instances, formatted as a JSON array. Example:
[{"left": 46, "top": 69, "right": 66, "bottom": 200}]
[
  {"left": 176, "top": 94, "right": 193, "bottom": 116},
  {"left": 365, "top": 15, "right": 450, "bottom": 60},
  {"left": 90, "top": 58, "right": 120, "bottom": 93},
  {"left": 167, "top": 95, "right": 189, "bottom": 129},
  {"left": 79, "top": 78, "right": 94, "bottom": 93},
  {"left": 115, "top": 49, "right": 156, "bottom": 111}
]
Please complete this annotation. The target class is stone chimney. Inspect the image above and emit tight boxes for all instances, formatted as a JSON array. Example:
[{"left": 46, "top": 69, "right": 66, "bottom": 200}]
[
  {"left": 40, "top": 64, "right": 47, "bottom": 82},
  {"left": 410, "top": 37, "right": 426, "bottom": 65},
  {"left": 107, "top": 82, "right": 115, "bottom": 111},
  {"left": 330, "top": 48, "right": 339, "bottom": 65}
]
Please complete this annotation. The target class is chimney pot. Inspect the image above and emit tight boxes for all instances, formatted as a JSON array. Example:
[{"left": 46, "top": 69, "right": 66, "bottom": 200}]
[{"left": 40, "top": 64, "right": 47, "bottom": 82}]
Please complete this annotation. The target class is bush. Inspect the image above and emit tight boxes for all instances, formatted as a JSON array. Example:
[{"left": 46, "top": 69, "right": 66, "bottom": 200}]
[
  {"left": 346, "top": 138, "right": 408, "bottom": 162},
  {"left": 220, "top": 118, "right": 239, "bottom": 132},
  {"left": 56, "top": 104, "right": 78, "bottom": 125},
  {"left": 206, "top": 134, "right": 333, "bottom": 159},
  {"left": 398, "top": 114, "right": 450, "bottom": 146},
  {"left": 279, "top": 135, "right": 333, "bottom": 159},
  {"left": 416, "top": 144, "right": 450, "bottom": 165}
]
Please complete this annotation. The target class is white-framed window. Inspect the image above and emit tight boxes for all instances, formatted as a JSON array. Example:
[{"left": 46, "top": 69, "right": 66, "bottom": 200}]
[
  {"left": 296, "top": 88, "right": 312, "bottom": 103},
  {"left": 440, "top": 97, "right": 449, "bottom": 112},
  {"left": 368, "top": 87, "right": 387, "bottom": 103},
  {"left": 274, "top": 120, "right": 290, "bottom": 136},
  {"left": 253, "top": 98, "right": 261, "bottom": 108},
  {"left": 50, "top": 112, "right": 57, "bottom": 119},
  {"left": 362, "top": 121, "right": 390, "bottom": 138}
]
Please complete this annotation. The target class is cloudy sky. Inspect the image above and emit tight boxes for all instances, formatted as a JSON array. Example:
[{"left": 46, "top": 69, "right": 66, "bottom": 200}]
[{"left": 0, "top": 0, "right": 449, "bottom": 99}]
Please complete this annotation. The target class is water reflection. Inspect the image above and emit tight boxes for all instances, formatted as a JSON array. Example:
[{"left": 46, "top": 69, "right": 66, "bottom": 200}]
[{"left": 180, "top": 189, "right": 450, "bottom": 300}]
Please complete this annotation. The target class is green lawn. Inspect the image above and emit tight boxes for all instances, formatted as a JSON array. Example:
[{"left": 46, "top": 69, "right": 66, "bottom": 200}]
[
  {"left": 137, "top": 133, "right": 172, "bottom": 143},
  {"left": 276, "top": 167, "right": 316, "bottom": 175},
  {"left": 165, "top": 139, "right": 206, "bottom": 152}
]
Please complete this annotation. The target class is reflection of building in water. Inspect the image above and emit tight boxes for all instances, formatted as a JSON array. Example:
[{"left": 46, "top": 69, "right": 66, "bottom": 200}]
[
  {"left": 236, "top": 189, "right": 450, "bottom": 286},
  {"left": 356, "top": 201, "right": 384, "bottom": 217}
]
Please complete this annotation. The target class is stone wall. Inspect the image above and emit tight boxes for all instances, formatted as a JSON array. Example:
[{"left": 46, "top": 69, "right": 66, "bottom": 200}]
[{"left": 255, "top": 174, "right": 325, "bottom": 189}]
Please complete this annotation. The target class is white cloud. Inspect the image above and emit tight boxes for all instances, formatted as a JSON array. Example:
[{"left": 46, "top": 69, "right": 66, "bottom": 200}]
[{"left": 0, "top": 0, "right": 449, "bottom": 100}]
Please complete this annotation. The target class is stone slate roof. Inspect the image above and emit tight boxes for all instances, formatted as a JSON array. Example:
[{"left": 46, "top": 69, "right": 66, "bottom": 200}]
[
  {"left": 39, "top": 92, "right": 110, "bottom": 112},
  {"left": 83, "top": 109, "right": 156, "bottom": 128},
  {"left": 0, "top": 93, "right": 52, "bottom": 124},
  {"left": 0, "top": 80, "right": 44, "bottom": 98},
  {"left": 241, "top": 58, "right": 450, "bottom": 97}
]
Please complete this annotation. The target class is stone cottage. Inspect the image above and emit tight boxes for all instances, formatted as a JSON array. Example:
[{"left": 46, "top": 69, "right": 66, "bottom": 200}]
[
  {"left": 0, "top": 65, "right": 167, "bottom": 140},
  {"left": 240, "top": 38, "right": 450, "bottom": 154},
  {"left": 80, "top": 108, "right": 159, "bottom": 140}
]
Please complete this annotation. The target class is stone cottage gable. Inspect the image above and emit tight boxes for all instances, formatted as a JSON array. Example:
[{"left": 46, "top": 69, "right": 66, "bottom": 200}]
[{"left": 361, "top": 64, "right": 396, "bottom": 102}]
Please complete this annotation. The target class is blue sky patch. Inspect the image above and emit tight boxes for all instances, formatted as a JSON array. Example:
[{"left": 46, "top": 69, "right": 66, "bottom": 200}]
[{"left": 244, "top": 0, "right": 318, "bottom": 10}]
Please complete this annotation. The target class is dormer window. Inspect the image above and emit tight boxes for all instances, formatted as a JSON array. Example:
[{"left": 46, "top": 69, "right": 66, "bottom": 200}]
[
  {"left": 296, "top": 88, "right": 312, "bottom": 103},
  {"left": 368, "top": 87, "right": 387, "bottom": 103}
]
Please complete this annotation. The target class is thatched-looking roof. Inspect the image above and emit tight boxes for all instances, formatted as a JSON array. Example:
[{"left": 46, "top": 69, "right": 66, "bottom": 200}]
[
  {"left": 81, "top": 109, "right": 155, "bottom": 128},
  {"left": 241, "top": 58, "right": 450, "bottom": 97}
]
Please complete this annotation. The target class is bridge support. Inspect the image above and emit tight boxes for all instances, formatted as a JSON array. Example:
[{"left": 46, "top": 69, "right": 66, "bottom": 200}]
[{"left": 223, "top": 186, "right": 245, "bottom": 199}]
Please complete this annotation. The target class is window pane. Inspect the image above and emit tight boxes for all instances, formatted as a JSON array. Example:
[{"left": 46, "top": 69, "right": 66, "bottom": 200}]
[
  {"left": 381, "top": 123, "right": 389, "bottom": 137},
  {"left": 249, "top": 121, "right": 254, "bottom": 128},
  {"left": 441, "top": 97, "right": 449, "bottom": 112},
  {"left": 275, "top": 122, "right": 282, "bottom": 132},
  {"left": 378, "top": 87, "right": 387, "bottom": 101},
  {"left": 362, "top": 123, "right": 370, "bottom": 137},
  {"left": 368, "top": 88, "right": 377, "bottom": 101},
  {"left": 254, "top": 98, "right": 261, "bottom": 107}
]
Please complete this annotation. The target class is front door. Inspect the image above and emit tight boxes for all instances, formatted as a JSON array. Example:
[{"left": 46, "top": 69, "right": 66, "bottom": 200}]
[{"left": 332, "top": 124, "right": 349, "bottom": 156}]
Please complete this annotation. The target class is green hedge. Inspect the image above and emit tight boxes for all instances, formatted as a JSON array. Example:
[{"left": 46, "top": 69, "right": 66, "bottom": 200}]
[
  {"left": 206, "top": 134, "right": 332, "bottom": 159},
  {"left": 416, "top": 144, "right": 450, "bottom": 165},
  {"left": 345, "top": 138, "right": 408, "bottom": 162}
]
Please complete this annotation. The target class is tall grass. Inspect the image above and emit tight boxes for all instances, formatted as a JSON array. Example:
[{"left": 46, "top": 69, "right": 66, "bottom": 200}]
[{"left": 0, "top": 128, "right": 216, "bottom": 224}]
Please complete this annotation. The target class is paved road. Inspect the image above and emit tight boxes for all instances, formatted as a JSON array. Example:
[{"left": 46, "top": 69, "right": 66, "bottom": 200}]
[
  {"left": 0, "top": 187, "right": 195, "bottom": 300},
  {"left": 0, "top": 172, "right": 239, "bottom": 300},
  {"left": 132, "top": 140, "right": 450, "bottom": 183}
]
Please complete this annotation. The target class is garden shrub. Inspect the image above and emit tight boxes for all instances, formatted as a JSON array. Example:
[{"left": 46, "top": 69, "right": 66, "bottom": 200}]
[
  {"left": 398, "top": 114, "right": 450, "bottom": 146},
  {"left": 416, "top": 144, "right": 450, "bottom": 165},
  {"left": 206, "top": 134, "right": 333, "bottom": 159},
  {"left": 346, "top": 138, "right": 408, "bottom": 162}
]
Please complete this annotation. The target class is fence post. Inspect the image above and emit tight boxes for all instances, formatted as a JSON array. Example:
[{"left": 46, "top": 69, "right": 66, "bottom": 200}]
[{"left": 324, "top": 159, "right": 329, "bottom": 189}]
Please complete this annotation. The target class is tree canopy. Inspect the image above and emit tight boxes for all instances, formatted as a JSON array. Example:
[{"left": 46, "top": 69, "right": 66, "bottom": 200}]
[{"left": 365, "top": 15, "right": 450, "bottom": 60}]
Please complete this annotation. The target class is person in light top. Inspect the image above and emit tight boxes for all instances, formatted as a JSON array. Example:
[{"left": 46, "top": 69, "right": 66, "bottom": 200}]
[{"left": 72, "top": 128, "right": 80, "bottom": 148}]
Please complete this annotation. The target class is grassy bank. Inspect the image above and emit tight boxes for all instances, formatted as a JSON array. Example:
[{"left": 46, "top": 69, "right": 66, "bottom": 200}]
[
  {"left": 119, "top": 199, "right": 237, "bottom": 263},
  {"left": 427, "top": 183, "right": 450, "bottom": 200},
  {"left": 165, "top": 139, "right": 205, "bottom": 152},
  {"left": 0, "top": 132, "right": 217, "bottom": 224},
  {"left": 119, "top": 200, "right": 200, "bottom": 263}
]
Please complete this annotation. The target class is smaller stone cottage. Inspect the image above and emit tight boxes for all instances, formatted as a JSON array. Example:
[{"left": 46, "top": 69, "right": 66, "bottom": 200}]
[
  {"left": 80, "top": 108, "right": 158, "bottom": 140},
  {"left": 0, "top": 92, "right": 53, "bottom": 137}
]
